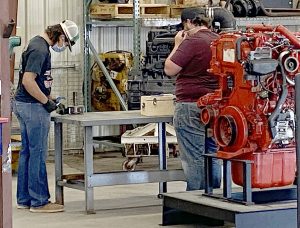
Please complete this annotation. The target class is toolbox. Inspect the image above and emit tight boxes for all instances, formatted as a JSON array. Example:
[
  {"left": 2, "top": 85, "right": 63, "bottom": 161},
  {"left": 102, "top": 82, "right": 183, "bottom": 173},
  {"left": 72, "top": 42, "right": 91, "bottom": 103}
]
[{"left": 141, "top": 94, "right": 175, "bottom": 116}]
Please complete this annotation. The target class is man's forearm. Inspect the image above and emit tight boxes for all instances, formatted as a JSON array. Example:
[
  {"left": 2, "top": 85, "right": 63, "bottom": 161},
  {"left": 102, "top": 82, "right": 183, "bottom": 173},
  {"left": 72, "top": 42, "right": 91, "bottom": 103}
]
[
  {"left": 166, "top": 45, "right": 179, "bottom": 62},
  {"left": 22, "top": 72, "right": 48, "bottom": 104}
]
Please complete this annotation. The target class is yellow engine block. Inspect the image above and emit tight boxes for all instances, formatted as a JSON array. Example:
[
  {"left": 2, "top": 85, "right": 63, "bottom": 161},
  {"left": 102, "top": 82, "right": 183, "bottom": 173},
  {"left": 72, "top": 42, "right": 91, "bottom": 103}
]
[{"left": 91, "top": 51, "right": 133, "bottom": 111}]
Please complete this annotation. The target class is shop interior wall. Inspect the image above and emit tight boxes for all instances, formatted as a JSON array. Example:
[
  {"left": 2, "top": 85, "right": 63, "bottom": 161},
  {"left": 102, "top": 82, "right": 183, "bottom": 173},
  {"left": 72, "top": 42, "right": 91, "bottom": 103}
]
[{"left": 12, "top": 1, "right": 300, "bottom": 154}]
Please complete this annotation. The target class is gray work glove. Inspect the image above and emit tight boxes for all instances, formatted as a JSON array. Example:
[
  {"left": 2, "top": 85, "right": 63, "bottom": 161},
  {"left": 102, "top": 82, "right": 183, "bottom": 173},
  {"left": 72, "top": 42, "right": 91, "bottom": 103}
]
[{"left": 43, "top": 99, "right": 57, "bottom": 113}]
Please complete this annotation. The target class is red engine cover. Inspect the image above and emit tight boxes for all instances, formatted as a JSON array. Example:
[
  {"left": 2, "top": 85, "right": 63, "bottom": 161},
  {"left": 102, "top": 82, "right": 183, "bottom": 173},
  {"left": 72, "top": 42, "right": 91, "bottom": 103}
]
[{"left": 198, "top": 25, "right": 299, "bottom": 188}]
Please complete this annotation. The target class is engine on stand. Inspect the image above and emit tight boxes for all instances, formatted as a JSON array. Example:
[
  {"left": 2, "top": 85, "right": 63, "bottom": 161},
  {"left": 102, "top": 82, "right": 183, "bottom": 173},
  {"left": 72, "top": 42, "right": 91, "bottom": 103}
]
[{"left": 198, "top": 24, "right": 300, "bottom": 188}]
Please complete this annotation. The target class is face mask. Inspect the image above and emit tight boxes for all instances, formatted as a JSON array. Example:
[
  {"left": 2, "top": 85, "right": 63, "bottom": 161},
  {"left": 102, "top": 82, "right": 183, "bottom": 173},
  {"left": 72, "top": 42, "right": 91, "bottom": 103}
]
[{"left": 51, "top": 42, "right": 66, "bottom": 52}]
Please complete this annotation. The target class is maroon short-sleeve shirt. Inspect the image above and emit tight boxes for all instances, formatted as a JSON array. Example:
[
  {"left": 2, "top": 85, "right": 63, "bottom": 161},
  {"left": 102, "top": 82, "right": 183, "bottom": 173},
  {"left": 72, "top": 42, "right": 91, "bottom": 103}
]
[{"left": 171, "top": 29, "right": 219, "bottom": 102}]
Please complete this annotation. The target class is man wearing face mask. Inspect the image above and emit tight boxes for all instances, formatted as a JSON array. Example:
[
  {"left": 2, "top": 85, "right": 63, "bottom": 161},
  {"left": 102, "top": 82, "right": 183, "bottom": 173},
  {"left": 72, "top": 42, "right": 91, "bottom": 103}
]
[
  {"left": 164, "top": 8, "right": 221, "bottom": 191},
  {"left": 13, "top": 20, "right": 79, "bottom": 213}
]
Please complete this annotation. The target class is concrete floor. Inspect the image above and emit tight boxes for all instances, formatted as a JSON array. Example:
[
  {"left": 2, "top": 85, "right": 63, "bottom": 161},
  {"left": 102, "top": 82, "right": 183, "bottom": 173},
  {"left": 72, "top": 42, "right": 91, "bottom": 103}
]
[{"left": 12, "top": 152, "right": 232, "bottom": 228}]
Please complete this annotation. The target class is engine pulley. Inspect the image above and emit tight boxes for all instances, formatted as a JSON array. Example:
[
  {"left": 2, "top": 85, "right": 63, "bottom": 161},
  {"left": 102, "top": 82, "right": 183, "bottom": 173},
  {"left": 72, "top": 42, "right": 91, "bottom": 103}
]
[
  {"left": 284, "top": 56, "right": 299, "bottom": 73},
  {"left": 214, "top": 106, "right": 248, "bottom": 152}
]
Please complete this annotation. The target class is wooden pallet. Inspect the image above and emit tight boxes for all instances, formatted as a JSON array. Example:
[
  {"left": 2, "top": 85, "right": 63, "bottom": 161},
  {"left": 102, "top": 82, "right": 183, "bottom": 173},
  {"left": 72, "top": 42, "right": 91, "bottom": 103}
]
[
  {"left": 170, "top": 4, "right": 201, "bottom": 18},
  {"left": 175, "top": 0, "right": 220, "bottom": 5},
  {"left": 141, "top": 4, "right": 170, "bottom": 18},
  {"left": 90, "top": 4, "right": 133, "bottom": 19},
  {"left": 90, "top": 3, "right": 170, "bottom": 19},
  {"left": 170, "top": 1, "right": 222, "bottom": 18}
]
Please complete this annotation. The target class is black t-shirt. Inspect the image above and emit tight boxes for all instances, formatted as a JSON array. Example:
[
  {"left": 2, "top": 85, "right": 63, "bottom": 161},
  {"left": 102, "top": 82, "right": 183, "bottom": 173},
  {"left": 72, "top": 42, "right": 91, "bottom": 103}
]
[{"left": 15, "top": 36, "right": 52, "bottom": 103}]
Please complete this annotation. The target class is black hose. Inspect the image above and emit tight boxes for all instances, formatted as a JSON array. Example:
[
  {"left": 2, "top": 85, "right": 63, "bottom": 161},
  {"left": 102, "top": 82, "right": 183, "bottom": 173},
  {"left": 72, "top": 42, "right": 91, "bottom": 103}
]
[{"left": 212, "top": 7, "right": 236, "bottom": 30}]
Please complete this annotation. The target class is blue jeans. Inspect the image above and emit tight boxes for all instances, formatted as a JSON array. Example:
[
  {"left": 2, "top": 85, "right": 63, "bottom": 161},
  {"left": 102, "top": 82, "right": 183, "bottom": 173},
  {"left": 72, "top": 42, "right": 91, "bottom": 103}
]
[
  {"left": 174, "top": 102, "right": 221, "bottom": 191},
  {"left": 13, "top": 101, "right": 50, "bottom": 207}
]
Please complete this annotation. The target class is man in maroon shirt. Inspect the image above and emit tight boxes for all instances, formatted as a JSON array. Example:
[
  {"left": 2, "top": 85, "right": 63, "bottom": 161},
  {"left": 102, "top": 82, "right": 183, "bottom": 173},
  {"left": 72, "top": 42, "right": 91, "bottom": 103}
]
[{"left": 164, "top": 7, "right": 221, "bottom": 191}]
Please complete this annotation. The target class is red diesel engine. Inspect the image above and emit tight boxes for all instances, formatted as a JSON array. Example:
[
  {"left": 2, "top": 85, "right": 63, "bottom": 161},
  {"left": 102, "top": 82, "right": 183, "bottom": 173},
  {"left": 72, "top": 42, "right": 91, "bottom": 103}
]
[{"left": 198, "top": 25, "right": 300, "bottom": 188}]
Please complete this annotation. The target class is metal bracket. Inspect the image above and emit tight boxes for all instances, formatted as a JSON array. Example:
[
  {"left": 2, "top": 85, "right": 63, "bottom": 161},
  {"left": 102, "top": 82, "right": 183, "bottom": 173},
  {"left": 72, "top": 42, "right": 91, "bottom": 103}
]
[{"left": 3, "top": 19, "right": 15, "bottom": 38}]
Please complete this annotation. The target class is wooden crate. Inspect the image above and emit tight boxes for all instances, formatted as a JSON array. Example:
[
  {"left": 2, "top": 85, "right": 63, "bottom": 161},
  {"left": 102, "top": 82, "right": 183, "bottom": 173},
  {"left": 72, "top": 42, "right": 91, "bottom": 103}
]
[
  {"left": 170, "top": 4, "right": 187, "bottom": 18},
  {"left": 90, "top": 4, "right": 134, "bottom": 19},
  {"left": 175, "top": 0, "right": 206, "bottom": 4},
  {"left": 170, "top": 3, "right": 212, "bottom": 17},
  {"left": 140, "top": 4, "right": 170, "bottom": 18},
  {"left": 140, "top": 0, "right": 156, "bottom": 3},
  {"left": 90, "top": 3, "right": 170, "bottom": 19}
]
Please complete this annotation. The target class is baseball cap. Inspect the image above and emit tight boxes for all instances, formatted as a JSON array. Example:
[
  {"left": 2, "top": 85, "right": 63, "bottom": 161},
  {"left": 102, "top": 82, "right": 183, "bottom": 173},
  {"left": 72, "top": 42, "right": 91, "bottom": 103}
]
[{"left": 181, "top": 7, "right": 206, "bottom": 22}]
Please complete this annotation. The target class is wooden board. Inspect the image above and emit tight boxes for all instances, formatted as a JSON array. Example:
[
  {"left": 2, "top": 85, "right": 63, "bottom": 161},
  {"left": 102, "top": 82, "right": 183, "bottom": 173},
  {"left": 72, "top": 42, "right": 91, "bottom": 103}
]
[
  {"left": 11, "top": 134, "right": 21, "bottom": 142},
  {"left": 62, "top": 173, "right": 85, "bottom": 181},
  {"left": 170, "top": 4, "right": 201, "bottom": 18},
  {"left": 141, "top": 4, "right": 170, "bottom": 18},
  {"left": 90, "top": 4, "right": 133, "bottom": 19},
  {"left": 170, "top": 2, "right": 222, "bottom": 18},
  {"left": 90, "top": 3, "right": 170, "bottom": 19}
]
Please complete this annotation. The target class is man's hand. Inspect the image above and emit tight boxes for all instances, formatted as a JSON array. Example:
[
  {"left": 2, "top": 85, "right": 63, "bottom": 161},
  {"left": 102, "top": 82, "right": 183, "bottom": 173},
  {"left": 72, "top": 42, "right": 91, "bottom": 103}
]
[
  {"left": 174, "top": 31, "right": 187, "bottom": 47},
  {"left": 43, "top": 99, "right": 57, "bottom": 113}
]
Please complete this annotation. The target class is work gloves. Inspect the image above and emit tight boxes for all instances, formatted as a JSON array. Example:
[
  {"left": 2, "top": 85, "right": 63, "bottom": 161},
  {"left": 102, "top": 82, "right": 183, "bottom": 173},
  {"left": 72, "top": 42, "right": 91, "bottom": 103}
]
[{"left": 43, "top": 99, "right": 57, "bottom": 113}]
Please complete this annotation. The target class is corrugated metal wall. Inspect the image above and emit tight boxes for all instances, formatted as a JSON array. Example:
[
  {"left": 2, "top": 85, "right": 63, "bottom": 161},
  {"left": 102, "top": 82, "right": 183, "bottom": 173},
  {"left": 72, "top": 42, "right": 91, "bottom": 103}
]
[{"left": 90, "top": 27, "right": 151, "bottom": 53}]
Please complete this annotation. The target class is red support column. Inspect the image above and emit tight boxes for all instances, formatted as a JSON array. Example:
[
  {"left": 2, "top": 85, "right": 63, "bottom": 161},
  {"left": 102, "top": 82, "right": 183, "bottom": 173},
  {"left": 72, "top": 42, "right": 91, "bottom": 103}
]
[{"left": 0, "top": 0, "right": 18, "bottom": 227}]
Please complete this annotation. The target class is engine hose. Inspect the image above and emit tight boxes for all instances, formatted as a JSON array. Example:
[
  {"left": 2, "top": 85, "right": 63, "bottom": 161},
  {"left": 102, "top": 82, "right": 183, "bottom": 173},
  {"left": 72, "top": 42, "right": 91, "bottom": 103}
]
[
  {"left": 246, "top": 25, "right": 300, "bottom": 49},
  {"left": 235, "top": 36, "right": 255, "bottom": 62},
  {"left": 212, "top": 7, "right": 236, "bottom": 30},
  {"left": 268, "top": 60, "right": 288, "bottom": 138}
]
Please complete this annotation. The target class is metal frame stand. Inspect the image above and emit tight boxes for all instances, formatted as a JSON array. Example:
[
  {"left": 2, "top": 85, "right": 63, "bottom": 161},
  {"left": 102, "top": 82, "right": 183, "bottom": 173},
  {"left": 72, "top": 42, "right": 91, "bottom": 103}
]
[
  {"left": 203, "top": 154, "right": 297, "bottom": 204},
  {"left": 162, "top": 153, "right": 297, "bottom": 227},
  {"left": 204, "top": 154, "right": 253, "bottom": 204}
]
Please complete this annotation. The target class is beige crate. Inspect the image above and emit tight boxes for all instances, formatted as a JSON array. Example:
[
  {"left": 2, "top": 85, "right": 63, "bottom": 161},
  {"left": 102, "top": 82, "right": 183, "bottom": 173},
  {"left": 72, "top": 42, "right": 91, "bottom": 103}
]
[
  {"left": 141, "top": 94, "right": 175, "bottom": 116},
  {"left": 90, "top": 4, "right": 133, "bottom": 19},
  {"left": 90, "top": 3, "right": 170, "bottom": 19},
  {"left": 175, "top": 0, "right": 219, "bottom": 5},
  {"left": 140, "top": 0, "right": 156, "bottom": 3},
  {"left": 141, "top": 4, "right": 170, "bottom": 18},
  {"left": 170, "top": 4, "right": 186, "bottom": 17}
]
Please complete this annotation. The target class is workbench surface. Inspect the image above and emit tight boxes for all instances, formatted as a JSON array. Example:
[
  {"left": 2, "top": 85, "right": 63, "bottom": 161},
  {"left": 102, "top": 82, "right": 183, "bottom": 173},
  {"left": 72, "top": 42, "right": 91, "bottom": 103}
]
[{"left": 51, "top": 110, "right": 173, "bottom": 126}]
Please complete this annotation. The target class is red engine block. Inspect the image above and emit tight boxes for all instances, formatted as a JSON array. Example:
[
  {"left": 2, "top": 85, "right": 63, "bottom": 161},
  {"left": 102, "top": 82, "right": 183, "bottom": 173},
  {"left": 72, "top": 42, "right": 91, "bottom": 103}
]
[{"left": 198, "top": 25, "right": 300, "bottom": 188}]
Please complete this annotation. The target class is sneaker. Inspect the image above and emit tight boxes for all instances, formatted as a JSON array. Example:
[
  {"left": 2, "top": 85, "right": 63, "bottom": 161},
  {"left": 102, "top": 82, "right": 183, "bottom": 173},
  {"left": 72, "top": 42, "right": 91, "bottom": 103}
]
[
  {"left": 29, "top": 203, "right": 64, "bottom": 213},
  {"left": 17, "top": 204, "right": 30, "bottom": 209}
]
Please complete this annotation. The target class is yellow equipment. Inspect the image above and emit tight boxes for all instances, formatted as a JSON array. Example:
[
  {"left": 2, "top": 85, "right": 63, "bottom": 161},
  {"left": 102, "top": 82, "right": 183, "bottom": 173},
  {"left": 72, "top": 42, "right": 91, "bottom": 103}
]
[{"left": 91, "top": 51, "right": 133, "bottom": 111}]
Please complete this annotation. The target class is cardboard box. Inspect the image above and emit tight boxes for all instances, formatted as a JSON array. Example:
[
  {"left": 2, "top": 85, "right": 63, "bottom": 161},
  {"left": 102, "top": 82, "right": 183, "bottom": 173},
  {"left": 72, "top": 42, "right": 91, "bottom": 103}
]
[{"left": 141, "top": 94, "right": 175, "bottom": 116}]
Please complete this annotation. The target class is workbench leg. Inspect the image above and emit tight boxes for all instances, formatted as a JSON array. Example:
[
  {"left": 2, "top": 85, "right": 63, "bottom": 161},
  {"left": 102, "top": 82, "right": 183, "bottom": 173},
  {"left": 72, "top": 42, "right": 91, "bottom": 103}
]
[
  {"left": 158, "top": 122, "right": 167, "bottom": 196},
  {"left": 84, "top": 126, "right": 95, "bottom": 214},
  {"left": 54, "top": 122, "right": 64, "bottom": 205}
]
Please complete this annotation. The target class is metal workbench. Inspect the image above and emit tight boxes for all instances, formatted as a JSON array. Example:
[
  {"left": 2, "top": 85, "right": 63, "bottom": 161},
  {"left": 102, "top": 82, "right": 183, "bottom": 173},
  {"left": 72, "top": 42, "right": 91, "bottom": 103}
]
[{"left": 51, "top": 110, "right": 185, "bottom": 213}]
